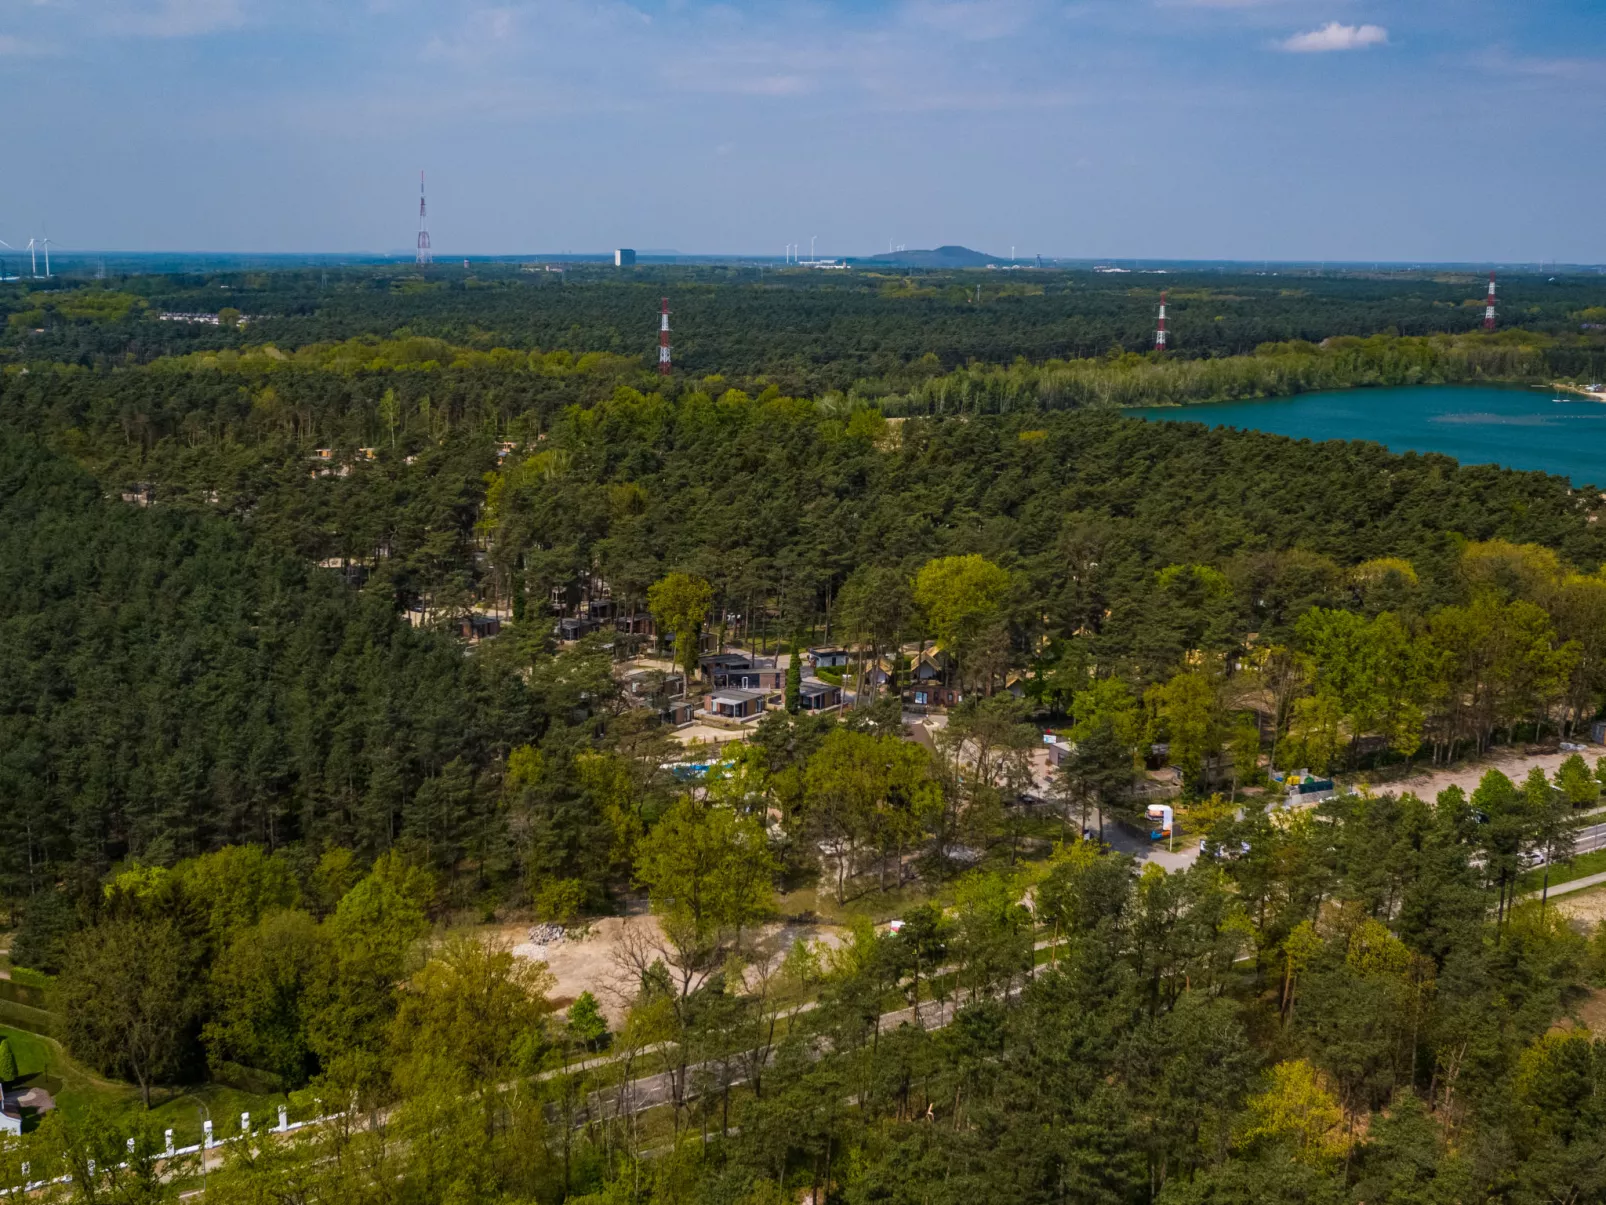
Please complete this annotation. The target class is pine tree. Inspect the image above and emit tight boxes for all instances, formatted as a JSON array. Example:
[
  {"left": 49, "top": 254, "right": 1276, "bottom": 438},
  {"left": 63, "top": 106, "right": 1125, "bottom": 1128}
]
[
  {"left": 0, "top": 1037, "right": 16, "bottom": 1084},
  {"left": 786, "top": 638, "right": 802, "bottom": 714}
]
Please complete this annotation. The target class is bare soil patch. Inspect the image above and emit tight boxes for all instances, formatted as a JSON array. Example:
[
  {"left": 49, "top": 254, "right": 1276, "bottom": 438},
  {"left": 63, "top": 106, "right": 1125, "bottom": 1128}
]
[
  {"left": 491, "top": 915, "right": 847, "bottom": 1025},
  {"left": 1555, "top": 885, "right": 1606, "bottom": 928},
  {"left": 1350, "top": 746, "right": 1594, "bottom": 801}
]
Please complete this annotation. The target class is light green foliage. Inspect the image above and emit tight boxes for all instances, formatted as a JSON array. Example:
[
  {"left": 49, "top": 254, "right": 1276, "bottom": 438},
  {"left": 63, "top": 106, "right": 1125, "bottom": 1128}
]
[
  {"left": 309, "top": 847, "right": 359, "bottom": 917},
  {"left": 0, "top": 1038, "right": 16, "bottom": 1083},
  {"left": 378, "top": 385, "right": 400, "bottom": 447},
  {"left": 1426, "top": 595, "right": 1576, "bottom": 751},
  {"left": 1511, "top": 1031, "right": 1606, "bottom": 1144},
  {"left": 1069, "top": 677, "right": 1142, "bottom": 750},
  {"left": 703, "top": 742, "right": 770, "bottom": 815},
  {"left": 534, "top": 878, "right": 585, "bottom": 925},
  {"left": 1155, "top": 563, "right": 1231, "bottom": 599},
  {"left": 1282, "top": 692, "right": 1345, "bottom": 775},
  {"left": 1460, "top": 538, "right": 1564, "bottom": 603},
  {"left": 1555, "top": 753, "right": 1598, "bottom": 808},
  {"left": 803, "top": 726, "right": 944, "bottom": 899},
  {"left": 305, "top": 851, "right": 434, "bottom": 1093},
  {"left": 1294, "top": 607, "right": 1426, "bottom": 760},
  {"left": 648, "top": 572, "right": 714, "bottom": 677},
  {"left": 1226, "top": 717, "right": 1263, "bottom": 794},
  {"left": 1236, "top": 1059, "right": 1350, "bottom": 1164},
  {"left": 913, "top": 554, "right": 1011, "bottom": 653},
  {"left": 634, "top": 796, "right": 776, "bottom": 952},
  {"left": 391, "top": 936, "right": 554, "bottom": 1092},
  {"left": 567, "top": 991, "right": 609, "bottom": 1050},
  {"left": 173, "top": 845, "right": 299, "bottom": 953},
  {"left": 33, "top": 1105, "right": 186, "bottom": 1203},
  {"left": 1146, "top": 668, "right": 1227, "bottom": 785},
  {"left": 573, "top": 747, "right": 644, "bottom": 872},
  {"left": 949, "top": 871, "right": 1034, "bottom": 1001},
  {"left": 203, "top": 909, "right": 326, "bottom": 1089}
]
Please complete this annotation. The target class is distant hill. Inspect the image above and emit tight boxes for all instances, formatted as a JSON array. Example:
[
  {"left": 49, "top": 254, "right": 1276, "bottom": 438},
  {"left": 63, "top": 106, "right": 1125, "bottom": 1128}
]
[{"left": 859, "top": 245, "right": 998, "bottom": 269}]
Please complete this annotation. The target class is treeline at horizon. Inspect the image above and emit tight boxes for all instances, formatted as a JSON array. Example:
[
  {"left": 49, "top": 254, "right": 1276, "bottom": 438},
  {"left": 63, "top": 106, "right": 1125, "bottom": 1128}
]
[{"left": 4, "top": 263, "right": 1605, "bottom": 393}]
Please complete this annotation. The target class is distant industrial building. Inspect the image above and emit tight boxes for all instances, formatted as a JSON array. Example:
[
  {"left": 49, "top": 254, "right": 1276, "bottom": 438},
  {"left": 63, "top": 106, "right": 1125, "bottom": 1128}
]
[{"left": 615, "top": 248, "right": 636, "bottom": 266}]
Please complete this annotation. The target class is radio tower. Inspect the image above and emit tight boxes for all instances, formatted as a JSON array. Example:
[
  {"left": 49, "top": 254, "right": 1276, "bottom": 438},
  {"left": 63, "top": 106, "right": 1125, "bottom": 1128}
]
[
  {"left": 416, "top": 171, "right": 432, "bottom": 266},
  {"left": 658, "top": 298, "right": 671, "bottom": 375},
  {"left": 1155, "top": 290, "right": 1168, "bottom": 352},
  {"left": 1482, "top": 271, "right": 1496, "bottom": 331}
]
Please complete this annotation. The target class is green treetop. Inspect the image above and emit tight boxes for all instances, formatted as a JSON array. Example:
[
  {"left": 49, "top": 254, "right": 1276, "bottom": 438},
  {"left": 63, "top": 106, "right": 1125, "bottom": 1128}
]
[{"left": 648, "top": 572, "right": 714, "bottom": 678}]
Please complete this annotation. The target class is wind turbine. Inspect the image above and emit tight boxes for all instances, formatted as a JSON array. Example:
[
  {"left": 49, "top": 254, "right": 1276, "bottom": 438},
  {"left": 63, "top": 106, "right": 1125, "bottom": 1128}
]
[
  {"left": 810, "top": 235, "right": 816, "bottom": 261},
  {"left": 40, "top": 237, "right": 50, "bottom": 278},
  {"left": 25, "top": 238, "right": 37, "bottom": 278}
]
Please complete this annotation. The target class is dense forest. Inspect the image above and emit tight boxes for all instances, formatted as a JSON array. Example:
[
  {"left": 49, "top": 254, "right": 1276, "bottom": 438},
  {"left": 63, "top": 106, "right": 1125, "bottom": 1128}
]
[
  {"left": 5, "top": 264, "right": 1605, "bottom": 393},
  {"left": 5, "top": 267, "right": 1606, "bottom": 1203}
]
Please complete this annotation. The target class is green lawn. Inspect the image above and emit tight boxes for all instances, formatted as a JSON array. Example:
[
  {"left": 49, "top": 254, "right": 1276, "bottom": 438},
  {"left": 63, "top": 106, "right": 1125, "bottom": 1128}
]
[
  {"left": 1519, "top": 849, "right": 1606, "bottom": 894},
  {"left": 0, "top": 1025, "right": 293, "bottom": 1142}
]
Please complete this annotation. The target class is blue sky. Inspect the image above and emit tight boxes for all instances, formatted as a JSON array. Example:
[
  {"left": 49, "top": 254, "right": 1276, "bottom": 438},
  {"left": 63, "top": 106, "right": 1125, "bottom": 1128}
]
[{"left": 0, "top": 0, "right": 1600, "bottom": 259}]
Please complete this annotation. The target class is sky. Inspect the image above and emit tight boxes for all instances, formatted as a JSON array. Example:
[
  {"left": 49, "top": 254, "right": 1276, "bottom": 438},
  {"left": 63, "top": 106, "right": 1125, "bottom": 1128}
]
[{"left": 0, "top": 0, "right": 1601, "bottom": 260}]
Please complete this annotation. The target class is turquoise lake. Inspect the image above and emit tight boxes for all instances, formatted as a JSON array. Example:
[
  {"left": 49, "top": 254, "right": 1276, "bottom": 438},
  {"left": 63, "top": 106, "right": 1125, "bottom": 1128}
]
[{"left": 1124, "top": 386, "right": 1606, "bottom": 487}]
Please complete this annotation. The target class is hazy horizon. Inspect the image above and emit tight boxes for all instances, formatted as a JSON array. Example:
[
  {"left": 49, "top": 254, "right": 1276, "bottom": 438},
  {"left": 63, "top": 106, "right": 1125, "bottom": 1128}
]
[
  {"left": 1, "top": 0, "right": 1599, "bottom": 263},
  {"left": 26, "top": 251, "right": 1606, "bottom": 272}
]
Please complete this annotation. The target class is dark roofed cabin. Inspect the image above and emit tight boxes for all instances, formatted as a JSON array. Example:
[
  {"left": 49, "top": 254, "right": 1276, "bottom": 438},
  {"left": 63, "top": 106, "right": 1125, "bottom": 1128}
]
[
  {"left": 456, "top": 613, "right": 502, "bottom": 642},
  {"left": 705, "top": 688, "right": 768, "bottom": 720},
  {"left": 701, "top": 653, "right": 783, "bottom": 692},
  {"left": 799, "top": 679, "right": 843, "bottom": 712}
]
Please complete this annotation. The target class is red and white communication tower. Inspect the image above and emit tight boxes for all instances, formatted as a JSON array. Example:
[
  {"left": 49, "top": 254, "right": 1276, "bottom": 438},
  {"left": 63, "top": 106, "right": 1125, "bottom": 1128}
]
[
  {"left": 658, "top": 298, "right": 671, "bottom": 375},
  {"left": 416, "top": 171, "right": 432, "bottom": 266},
  {"left": 1483, "top": 271, "right": 1497, "bottom": 331},
  {"left": 1155, "top": 290, "right": 1168, "bottom": 352}
]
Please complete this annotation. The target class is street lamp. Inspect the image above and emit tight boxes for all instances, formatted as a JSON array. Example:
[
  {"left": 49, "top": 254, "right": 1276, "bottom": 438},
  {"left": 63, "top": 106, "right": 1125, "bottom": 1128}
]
[{"left": 194, "top": 1099, "right": 211, "bottom": 1195}]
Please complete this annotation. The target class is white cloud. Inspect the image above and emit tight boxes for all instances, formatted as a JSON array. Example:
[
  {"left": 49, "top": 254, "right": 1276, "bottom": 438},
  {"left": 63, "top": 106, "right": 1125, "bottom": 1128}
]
[{"left": 1280, "top": 21, "right": 1387, "bottom": 52}]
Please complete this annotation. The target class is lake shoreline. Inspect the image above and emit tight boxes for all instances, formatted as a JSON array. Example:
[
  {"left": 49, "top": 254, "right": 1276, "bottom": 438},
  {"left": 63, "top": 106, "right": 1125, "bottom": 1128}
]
[
  {"left": 1125, "top": 383, "right": 1606, "bottom": 487},
  {"left": 1552, "top": 380, "right": 1606, "bottom": 402},
  {"left": 1126, "top": 376, "right": 1558, "bottom": 411}
]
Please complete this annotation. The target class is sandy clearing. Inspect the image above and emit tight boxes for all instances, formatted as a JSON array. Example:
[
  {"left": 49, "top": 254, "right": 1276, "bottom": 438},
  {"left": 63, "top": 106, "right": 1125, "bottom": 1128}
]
[
  {"left": 505, "top": 916, "right": 664, "bottom": 1022},
  {"left": 670, "top": 723, "right": 749, "bottom": 750},
  {"left": 1554, "top": 884, "right": 1606, "bottom": 928},
  {"left": 1348, "top": 745, "right": 1599, "bottom": 802},
  {"left": 499, "top": 915, "right": 848, "bottom": 1025}
]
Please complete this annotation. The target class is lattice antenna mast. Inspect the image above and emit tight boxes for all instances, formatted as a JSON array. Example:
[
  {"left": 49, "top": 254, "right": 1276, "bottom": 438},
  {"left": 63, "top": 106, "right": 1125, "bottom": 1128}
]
[
  {"left": 416, "top": 171, "right": 432, "bottom": 266},
  {"left": 1483, "top": 271, "right": 1496, "bottom": 331},
  {"left": 658, "top": 298, "right": 671, "bottom": 375},
  {"left": 1155, "top": 290, "right": 1168, "bottom": 352}
]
